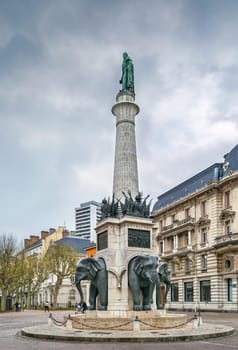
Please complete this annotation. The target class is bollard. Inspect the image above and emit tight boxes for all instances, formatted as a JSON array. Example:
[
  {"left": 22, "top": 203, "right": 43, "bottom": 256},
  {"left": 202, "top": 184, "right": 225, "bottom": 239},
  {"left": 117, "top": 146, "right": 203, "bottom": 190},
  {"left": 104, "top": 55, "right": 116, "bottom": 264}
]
[
  {"left": 197, "top": 316, "right": 203, "bottom": 326},
  {"left": 133, "top": 316, "right": 140, "bottom": 332},
  {"left": 193, "top": 313, "right": 202, "bottom": 328},
  {"left": 66, "top": 314, "right": 73, "bottom": 330},
  {"left": 198, "top": 309, "right": 202, "bottom": 326},
  {"left": 48, "top": 313, "right": 54, "bottom": 327}
]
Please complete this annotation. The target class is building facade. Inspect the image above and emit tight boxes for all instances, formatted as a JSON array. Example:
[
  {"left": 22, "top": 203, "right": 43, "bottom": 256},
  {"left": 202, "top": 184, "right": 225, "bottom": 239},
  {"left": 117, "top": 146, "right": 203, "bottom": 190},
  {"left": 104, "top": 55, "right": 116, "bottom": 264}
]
[
  {"left": 24, "top": 227, "right": 90, "bottom": 308},
  {"left": 75, "top": 201, "right": 101, "bottom": 242},
  {"left": 152, "top": 144, "right": 238, "bottom": 312}
]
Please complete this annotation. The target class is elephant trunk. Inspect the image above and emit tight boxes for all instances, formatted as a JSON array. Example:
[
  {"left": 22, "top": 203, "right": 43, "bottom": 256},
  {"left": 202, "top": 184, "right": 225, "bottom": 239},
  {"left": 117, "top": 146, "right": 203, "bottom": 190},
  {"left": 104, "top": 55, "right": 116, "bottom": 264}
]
[
  {"left": 156, "top": 278, "right": 162, "bottom": 310},
  {"left": 145, "top": 271, "right": 157, "bottom": 284},
  {"left": 76, "top": 281, "right": 84, "bottom": 303}
]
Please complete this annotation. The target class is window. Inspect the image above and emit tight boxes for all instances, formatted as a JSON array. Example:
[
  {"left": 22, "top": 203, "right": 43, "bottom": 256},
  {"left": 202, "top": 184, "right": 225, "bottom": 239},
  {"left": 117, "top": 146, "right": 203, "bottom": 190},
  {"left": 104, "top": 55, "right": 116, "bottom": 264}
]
[
  {"left": 71, "top": 275, "right": 75, "bottom": 284},
  {"left": 185, "top": 208, "right": 190, "bottom": 219},
  {"left": 185, "top": 232, "right": 189, "bottom": 245},
  {"left": 200, "top": 280, "right": 211, "bottom": 302},
  {"left": 201, "top": 254, "right": 207, "bottom": 270},
  {"left": 171, "top": 214, "right": 176, "bottom": 223},
  {"left": 201, "top": 227, "right": 207, "bottom": 243},
  {"left": 159, "top": 220, "right": 163, "bottom": 231},
  {"left": 184, "top": 282, "right": 193, "bottom": 302},
  {"left": 224, "top": 191, "right": 230, "bottom": 208},
  {"left": 172, "top": 261, "right": 176, "bottom": 274},
  {"left": 171, "top": 283, "right": 178, "bottom": 302},
  {"left": 225, "top": 220, "right": 231, "bottom": 235},
  {"left": 227, "top": 278, "right": 232, "bottom": 302},
  {"left": 185, "top": 258, "right": 191, "bottom": 273},
  {"left": 225, "top": 259, "right": 231, "bottom": 269},
  {"left": 69, "top": 289, "right": 76, "bottom": 301},
  {"left": 160, "top": 241, "right": 163, "bottom": 254},
  {"left": 201, "top": 201, "right": 207, "bottom": 216}
]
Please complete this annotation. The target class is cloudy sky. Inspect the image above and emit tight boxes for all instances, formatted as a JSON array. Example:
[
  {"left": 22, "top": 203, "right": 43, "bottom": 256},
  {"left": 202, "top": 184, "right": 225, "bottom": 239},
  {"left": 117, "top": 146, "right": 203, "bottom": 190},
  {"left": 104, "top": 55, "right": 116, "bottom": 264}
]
[{"left": 1, "top": 0, "right": 238, "bottom": 242}]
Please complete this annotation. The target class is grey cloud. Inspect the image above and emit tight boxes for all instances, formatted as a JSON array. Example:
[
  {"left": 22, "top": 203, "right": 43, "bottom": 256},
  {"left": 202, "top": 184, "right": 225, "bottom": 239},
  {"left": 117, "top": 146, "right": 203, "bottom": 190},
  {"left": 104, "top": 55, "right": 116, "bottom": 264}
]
[{"left": 1, "top": 0, "right": 238, "bottom": 240}]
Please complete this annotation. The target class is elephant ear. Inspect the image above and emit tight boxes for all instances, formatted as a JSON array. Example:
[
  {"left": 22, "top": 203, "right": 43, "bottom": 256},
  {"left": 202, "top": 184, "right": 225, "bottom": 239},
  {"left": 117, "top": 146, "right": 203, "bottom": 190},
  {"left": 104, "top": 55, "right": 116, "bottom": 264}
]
[
  {"left": 159, "top": 263, "right": 167, "bottom": 275},
  {"left": 134, "top": 260, "right": 144, "bottom": 275},
  {"left": 89, "top": 259, "right": 104, "bottom": 278}
]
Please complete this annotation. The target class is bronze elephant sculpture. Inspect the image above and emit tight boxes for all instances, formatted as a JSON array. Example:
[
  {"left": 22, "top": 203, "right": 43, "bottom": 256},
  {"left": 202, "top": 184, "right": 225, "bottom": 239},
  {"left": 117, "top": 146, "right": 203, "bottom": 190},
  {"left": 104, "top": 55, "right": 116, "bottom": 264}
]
[
  {"left": 75, "top": 257, "right": 108, "bottom": 310},
  {"left": 128, "top": 255, "right": 159, "bottom": 311}
]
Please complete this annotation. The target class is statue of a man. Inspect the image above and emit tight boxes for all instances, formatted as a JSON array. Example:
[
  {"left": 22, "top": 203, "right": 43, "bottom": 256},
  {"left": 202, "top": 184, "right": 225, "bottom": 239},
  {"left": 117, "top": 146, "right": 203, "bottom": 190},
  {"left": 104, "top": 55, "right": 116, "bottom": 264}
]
[{"left": 119, "top": 52, "right": 134, "bottom": 93}]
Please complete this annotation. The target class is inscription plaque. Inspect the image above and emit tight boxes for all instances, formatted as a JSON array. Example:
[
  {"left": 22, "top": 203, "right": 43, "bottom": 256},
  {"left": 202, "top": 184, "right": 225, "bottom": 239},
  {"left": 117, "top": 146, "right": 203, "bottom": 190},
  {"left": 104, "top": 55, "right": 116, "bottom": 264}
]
[
  {"left": 97, "top": 231, "right": 108, "bottom": 250},
  {"left": 128, "top": 228, "right": 150, "bottom": 248}
]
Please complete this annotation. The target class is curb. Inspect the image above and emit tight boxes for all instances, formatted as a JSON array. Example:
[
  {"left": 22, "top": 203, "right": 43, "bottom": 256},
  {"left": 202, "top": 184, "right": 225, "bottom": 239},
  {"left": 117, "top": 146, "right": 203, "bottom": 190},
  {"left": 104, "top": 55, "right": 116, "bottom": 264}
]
[{"left": 21, "top": 324, "right": 235, "bottom": 343}]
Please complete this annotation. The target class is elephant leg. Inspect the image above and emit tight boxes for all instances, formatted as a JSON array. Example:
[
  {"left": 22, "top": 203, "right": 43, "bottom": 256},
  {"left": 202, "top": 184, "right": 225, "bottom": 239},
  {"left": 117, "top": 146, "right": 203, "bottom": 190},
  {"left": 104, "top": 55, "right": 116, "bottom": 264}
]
[
  {"left": 131, "top": 287, "right": 142, "bottom": 311},
  {"left": 97, "top": 283, "right": 107, "bottom": 310},
  {"left": 88, "top": 284, "right": 98, "bottom": 310},
  {"left": 156, "top": 283, "right": 162, "bottom": 310},
  {"left": 164, "top": 281, "right": 171, "bottom": 303},
  {"left": 141, "top": 287, "right": 151, "bottom": 310}
]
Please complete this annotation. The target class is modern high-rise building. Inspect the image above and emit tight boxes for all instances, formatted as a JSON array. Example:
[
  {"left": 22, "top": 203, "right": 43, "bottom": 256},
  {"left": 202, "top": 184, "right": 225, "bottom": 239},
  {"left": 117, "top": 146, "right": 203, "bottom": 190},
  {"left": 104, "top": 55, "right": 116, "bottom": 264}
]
[{"left": 75, "top": 201, "right": 101, "bottom": 242}]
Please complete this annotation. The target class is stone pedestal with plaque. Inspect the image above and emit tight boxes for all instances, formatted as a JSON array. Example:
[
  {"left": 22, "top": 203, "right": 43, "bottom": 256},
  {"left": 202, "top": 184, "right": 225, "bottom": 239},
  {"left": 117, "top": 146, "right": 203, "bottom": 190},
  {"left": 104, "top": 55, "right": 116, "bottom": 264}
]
[{"left": 95, "top": 216, "right": 154, "bottom": 311}]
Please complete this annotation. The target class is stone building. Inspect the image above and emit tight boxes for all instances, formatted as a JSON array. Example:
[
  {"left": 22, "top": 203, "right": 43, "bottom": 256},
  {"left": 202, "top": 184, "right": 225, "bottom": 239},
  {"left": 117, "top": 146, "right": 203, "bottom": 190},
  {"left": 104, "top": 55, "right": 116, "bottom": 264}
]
[
  {"left": 152, "top": 144, "right": 238, "bottom": 312},
  {"left": 24, "top": 227, "right": 90, "bottom": 307}
]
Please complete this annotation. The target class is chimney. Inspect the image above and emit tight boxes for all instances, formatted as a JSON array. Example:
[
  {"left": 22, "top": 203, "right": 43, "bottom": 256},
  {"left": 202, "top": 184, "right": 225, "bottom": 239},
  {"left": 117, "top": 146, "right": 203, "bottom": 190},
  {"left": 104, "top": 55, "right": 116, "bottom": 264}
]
[
  {"left": 41, "top": 231, "right": 49, "bottom": 240},
  {"left": 24, "top": 239, "right": 30, "bottom": 248}
]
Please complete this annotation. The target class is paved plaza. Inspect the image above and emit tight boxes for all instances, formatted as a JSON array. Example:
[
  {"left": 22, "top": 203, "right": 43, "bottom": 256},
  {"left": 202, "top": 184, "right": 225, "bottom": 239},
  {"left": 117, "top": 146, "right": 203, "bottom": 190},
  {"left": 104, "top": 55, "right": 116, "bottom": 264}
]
[{"left": 0, "top": 309, "right": 238, "bottom": 349}]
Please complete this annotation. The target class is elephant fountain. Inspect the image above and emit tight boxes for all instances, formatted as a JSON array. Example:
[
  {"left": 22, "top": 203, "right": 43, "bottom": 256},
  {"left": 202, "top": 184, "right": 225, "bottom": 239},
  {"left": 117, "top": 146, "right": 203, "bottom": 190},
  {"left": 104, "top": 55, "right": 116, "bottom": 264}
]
[
  {"left": 75, "top": 257, "right": 108, "bottom": 310},
  {"left": 128, "top": 255, "right": 160, "bottom": 311}
]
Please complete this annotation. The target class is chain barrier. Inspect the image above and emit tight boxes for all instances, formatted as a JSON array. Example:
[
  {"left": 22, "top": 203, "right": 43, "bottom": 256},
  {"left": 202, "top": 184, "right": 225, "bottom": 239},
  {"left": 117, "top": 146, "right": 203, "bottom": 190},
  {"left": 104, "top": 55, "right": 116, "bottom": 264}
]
[
  {"left": 137, "top": 316, "right": 195, "bottom": 330},
  {"left": 48, "top": 313, "right": 197, "bottom": 331},
  {"left": 72, "top": 317, "right": 132, "bottom": 330},
  {"left": 49, "top": 313, "right": 68, "bottom": 327}
]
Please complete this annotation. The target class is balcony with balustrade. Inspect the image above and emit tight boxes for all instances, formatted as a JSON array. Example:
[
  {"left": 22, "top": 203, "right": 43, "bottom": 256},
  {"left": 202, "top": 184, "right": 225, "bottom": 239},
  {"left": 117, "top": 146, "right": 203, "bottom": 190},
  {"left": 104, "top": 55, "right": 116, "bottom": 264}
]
[
  {"left": 160, "top": 216, "right": 195, "bottom": 235},
  {"left": 214, "top": 232, "right": 238, "bottom": 250}
]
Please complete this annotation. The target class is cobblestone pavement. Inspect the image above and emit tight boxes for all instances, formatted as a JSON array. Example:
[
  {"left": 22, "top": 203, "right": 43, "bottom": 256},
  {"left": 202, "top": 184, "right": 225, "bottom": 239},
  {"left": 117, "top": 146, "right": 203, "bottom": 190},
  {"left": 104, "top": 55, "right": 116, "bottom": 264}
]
[{"left": 0, "top": 310, "right": 238, "bottom": 350}]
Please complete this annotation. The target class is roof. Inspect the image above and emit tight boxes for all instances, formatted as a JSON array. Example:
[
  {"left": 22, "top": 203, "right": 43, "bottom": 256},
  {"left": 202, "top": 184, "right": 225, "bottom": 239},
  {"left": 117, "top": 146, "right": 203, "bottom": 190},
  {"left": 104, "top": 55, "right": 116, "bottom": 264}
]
[
  {"left": 153, "top": 144, "right": 238, "bottom": 212},
  {"left": 25, "top": 238, "right": 42, "bottom": 251},
  {"left": 223, "top": 144, "right": 238, "bottom": 174},
  {"left": 55, "top": 236, "right": 91, "bottom": 254}
]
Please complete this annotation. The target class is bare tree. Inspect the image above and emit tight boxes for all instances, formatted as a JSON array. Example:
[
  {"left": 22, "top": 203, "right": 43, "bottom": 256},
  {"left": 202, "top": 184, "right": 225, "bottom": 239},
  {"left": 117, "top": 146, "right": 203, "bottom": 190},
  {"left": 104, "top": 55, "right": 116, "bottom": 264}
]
[
  {"left": 27, "top": 256, "right": 49, "bottom": 307},
  {"left": 0, "top": 234, "right": 17, "bottom": 311},
  {"left": 44, "top": 244, "right": 78, "bottom": 306}
]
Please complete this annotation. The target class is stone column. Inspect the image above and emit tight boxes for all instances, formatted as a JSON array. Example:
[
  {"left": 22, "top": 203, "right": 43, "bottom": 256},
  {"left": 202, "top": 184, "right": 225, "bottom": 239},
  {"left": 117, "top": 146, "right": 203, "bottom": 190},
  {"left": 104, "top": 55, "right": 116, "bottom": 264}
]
[
  {"left": 173, "top": 235, "right": 178, "bottom": 252},
  {"left": 112, "top": 91, "right": 140, "bottom": 200},
  {"left": 162, "top": 239, "right": 165, "bottom": 256},
  {"left": 188, "top": 230, "right": 191, "bottom": 247}
]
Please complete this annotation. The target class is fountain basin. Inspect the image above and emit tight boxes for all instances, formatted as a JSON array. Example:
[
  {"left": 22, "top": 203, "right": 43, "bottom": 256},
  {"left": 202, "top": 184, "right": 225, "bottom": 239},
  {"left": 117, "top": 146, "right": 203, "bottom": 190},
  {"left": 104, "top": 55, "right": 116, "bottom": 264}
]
[{"left": 68, "top": 310, "right": 187, "bottom": 331}]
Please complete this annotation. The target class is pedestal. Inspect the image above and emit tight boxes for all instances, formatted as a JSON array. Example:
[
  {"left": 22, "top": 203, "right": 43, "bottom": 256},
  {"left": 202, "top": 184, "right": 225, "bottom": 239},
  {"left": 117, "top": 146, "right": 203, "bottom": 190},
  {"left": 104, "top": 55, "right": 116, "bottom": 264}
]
[{"left": 96, "top": 216, "right": 154, "bottom": 311}]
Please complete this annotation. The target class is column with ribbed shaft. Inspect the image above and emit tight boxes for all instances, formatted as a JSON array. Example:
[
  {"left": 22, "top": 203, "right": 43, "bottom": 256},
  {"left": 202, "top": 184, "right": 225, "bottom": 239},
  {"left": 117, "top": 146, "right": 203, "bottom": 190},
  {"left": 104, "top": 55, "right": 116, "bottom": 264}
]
[{"left": 112, "top": 91, "right": 140, "bottom": 200}]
